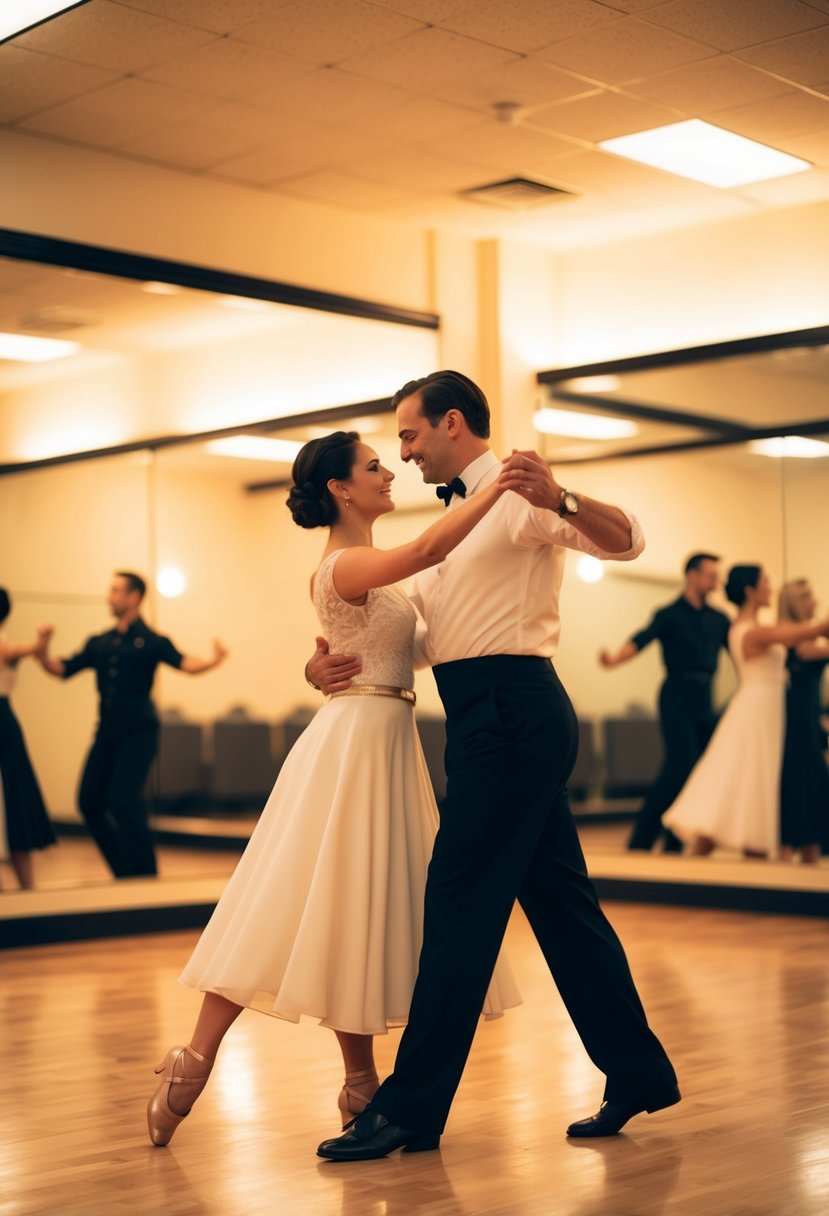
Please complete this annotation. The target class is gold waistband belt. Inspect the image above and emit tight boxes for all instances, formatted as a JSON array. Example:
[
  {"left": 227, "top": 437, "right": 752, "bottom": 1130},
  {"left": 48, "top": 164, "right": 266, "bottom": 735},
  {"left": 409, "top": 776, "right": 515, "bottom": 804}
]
[{"left": 330, "top": 684, "right": 416, "bottom": 706}]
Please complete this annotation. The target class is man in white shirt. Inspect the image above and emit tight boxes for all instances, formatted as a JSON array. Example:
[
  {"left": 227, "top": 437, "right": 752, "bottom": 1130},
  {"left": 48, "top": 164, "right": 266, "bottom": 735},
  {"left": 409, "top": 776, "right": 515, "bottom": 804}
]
[{"left": 314, "top": 370, "right": 680, "bottom": 1160}]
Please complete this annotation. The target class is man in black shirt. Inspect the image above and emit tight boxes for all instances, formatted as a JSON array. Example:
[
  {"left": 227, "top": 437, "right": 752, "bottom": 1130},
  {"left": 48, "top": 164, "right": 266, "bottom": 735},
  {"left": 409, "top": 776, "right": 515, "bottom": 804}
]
[
  {"left": 599, "top": 553, "right": 730, "bottom": 852},
  {"left": 38, "top": 571, "right": 227, "bottom": 878}
]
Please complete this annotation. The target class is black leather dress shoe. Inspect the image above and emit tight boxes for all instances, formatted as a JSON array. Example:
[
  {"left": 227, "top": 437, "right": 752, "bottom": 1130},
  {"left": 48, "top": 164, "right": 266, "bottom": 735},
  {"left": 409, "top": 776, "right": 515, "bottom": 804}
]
[
  {"left": 317, "top": 1109, "right": 441, "bottom": 1161},
  {"left": 566, "top": 1085, "right": 681, "bottom": 1138}
]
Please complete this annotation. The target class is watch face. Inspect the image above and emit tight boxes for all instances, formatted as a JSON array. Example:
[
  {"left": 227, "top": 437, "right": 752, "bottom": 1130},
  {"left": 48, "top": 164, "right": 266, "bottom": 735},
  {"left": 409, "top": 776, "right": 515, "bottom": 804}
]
[{"left": 563, "top": 491, "right": 578, "bottom": 514}]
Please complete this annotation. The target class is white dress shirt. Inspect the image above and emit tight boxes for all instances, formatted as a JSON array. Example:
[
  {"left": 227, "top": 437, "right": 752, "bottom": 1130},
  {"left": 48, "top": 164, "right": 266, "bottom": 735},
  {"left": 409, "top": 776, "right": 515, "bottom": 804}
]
[{"left": 411, "top": 450, "right": 644, "bottom": 667}]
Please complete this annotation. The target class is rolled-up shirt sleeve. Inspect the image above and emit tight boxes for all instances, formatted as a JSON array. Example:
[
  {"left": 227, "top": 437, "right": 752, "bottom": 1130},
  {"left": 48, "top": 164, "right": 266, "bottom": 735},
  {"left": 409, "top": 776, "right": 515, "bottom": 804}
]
[{"left": 508, "top": 497, "right": 645, "bottom": 561}]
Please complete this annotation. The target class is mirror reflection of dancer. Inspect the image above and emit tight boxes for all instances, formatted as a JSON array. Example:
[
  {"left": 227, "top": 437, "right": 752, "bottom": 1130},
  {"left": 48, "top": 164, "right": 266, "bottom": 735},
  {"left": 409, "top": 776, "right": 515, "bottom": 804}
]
[
  {"left": 36, "top": 572, "right": 227, "bottom": 879},
  {"left": 778, "top": 579, "right": 829, "bottom": 864},
  {"left": 145, "top": 431, "right": 521, "bottom": 1149},
  {"left": 314, "top": 371, "right": 679, "bottom": 1161},
  {"left": 0, "top": 588, "right": 56, "bottom": 890},
  {"left": 663, "top": 565, "right": 829, "bottom": 858},
  {"left": 598, "top": 553, "right": 730, "bottom": 853}
]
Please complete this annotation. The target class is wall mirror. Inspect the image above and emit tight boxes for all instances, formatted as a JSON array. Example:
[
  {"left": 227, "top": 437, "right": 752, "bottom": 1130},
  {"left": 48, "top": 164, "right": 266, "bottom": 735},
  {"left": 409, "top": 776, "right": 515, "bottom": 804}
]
[
  {"left": 0, "top": 233, "right": 437, "bottom": 908},
  {"left": 534, "top": 334, "right": 829, "bottom": 889},
  {"left": 1, "top": 230, "right": 827, "bottom": 930}
]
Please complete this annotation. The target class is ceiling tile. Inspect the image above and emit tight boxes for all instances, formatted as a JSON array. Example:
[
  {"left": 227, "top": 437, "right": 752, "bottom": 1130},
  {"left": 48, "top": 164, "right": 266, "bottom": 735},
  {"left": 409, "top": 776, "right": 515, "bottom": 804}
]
[
  {"left": 364, "top": 0, "right": 473, "bottom": 19},
  {"left": 354, "top": 96, "right": 484, "bottom": 142},
  {"left": 139, "top": 35, "right": 314, "bottom": 101},
  {"left": 536, "top": 15, "right": 716, "bottom": 84},
  {"left": 207, "top": 118, "right": 396, "bottom": 183},
  {"left": 111, "top": 1, "right": 294, "bottom": 34},
  {"left": 595, "top": 1, "right": 674, "bottom": 10},
  {"left": 14, "top": 0, "right": 217, "bottom": 73},
  {"left": 736, "top": 26, "right": 829, "bottom": 88},
  {"left": 0, "top": 46, "right": 119, "bottom": 124},
  {"left": 782, "top": 127, "right": 829, "bottom": 165},
  {"left": 275, "top": 170, "right": 412, "bottom": 209},
  {"left": 440, "top": 0, "right": 621, "bottom": 55},
  {"left": 625, "top": 56, "right": 795, "bottom": 113},
  {"left": 243, "top": 67, "right": 413, "bottom": 127},
  {"left": 208, "top": 150, "right": 326, "bottom": 187},
  {"left": 117, "top": 100, "right": 284, "bottom": 169},
  {"left": 711, "top": 90, "right": 829, "bottom": 144},
  {"left": 524, "top": 146, "right": 688, "bottom": 192},
  {"left": 641, "top": 0, "right": 829, "bottom": 53},
  {"left": 435, "top": 56, "right": 599, "bottom": 115},
  {"left": 347, "top": 145, "right": 494, "bottom": 191},
  {"left": 529, "top": 91, "right": 679, "bottom": 141},
  {"left": 733, "top": 166, "right": 829, "bottom": 207},
  {"left": 18, "top": 77, "right": 209, "bottom": 147},
  {"left": 427, "top": 120, "right": 578, "bottom": 172},
  {"left": 337, "top": 26, "right": 520, "bottom": 92},
  {"left": 233, "top": 0, "right": 424, "bottom": 65}
]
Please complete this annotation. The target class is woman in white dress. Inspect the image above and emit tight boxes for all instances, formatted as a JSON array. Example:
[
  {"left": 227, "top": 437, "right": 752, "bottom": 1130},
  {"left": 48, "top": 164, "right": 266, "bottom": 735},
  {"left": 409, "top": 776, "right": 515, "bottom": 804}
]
[
  {"left": 663, "top": 565, "right": 829, "bottom": 858},
  {"left": 147, "top": 431, "right": 521, "bottom": 1147}
]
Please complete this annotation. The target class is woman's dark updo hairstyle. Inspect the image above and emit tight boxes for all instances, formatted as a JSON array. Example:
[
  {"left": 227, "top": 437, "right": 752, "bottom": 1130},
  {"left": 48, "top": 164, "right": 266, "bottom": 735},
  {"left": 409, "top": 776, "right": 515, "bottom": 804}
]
[
  {"left": 725, "top": 564, "right": 762, "bottom": 607},
  {"left": 0, "top": 587, "right": 10, "bottom": 626},
  {"left": 286, "top": 431, "right": 360, "bottom": 529}
]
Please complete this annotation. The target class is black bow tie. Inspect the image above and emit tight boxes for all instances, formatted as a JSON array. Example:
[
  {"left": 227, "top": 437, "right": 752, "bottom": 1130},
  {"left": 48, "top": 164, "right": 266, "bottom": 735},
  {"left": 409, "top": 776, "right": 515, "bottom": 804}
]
[{"left": 435, "top": 477, "right": 467, "bottom": 507}]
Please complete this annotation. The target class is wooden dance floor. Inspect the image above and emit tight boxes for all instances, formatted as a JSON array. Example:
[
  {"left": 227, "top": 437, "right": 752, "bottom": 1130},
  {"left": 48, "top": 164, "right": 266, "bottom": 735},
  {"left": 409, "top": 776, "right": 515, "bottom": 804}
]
[{"left": 3, "top": 901, "right": 828, "bottom": 1215}]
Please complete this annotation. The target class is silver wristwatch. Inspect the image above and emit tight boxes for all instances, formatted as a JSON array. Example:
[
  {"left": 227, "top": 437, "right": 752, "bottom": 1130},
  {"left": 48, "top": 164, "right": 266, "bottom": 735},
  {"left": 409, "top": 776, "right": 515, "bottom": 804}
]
[{"left": 557, "top": 488, "right": 580, "bottom": 518}]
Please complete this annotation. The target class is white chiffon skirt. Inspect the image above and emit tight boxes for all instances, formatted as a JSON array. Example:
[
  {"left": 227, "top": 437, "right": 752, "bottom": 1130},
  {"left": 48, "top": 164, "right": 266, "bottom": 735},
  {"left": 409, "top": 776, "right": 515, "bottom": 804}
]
[
  {"left": 179, "top": 696, "right": 521, "bottom": 1034},
  {"left": 663, "top": 679, "right": 785, "bottom": 855}
]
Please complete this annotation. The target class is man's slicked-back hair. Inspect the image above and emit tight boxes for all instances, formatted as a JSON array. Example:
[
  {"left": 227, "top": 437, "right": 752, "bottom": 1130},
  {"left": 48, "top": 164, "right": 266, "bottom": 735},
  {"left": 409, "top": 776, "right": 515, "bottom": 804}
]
[
  {"left": 116, "top": 571, "right": 147, "bottom": 600},
  {"left": 392, "top": 370, "right": 491, "bottom": 439},
  {"left": 684, "top": 552, "right": 720, "bottom": 575}
]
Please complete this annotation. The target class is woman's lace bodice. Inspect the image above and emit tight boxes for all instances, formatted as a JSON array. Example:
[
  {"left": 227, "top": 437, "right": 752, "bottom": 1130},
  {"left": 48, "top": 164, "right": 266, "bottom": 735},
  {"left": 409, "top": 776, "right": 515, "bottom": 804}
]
[{"left": 313, "top": 550, "right": 417, "bottom": 690}]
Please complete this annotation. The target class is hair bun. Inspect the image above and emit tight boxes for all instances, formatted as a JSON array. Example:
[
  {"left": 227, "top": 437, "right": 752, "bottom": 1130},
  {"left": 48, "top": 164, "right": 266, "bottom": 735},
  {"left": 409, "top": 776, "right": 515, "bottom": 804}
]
[
  {"left": 285, "top": 430, "right": 360, "bottom": 530},
  {"left": 286, "top": 481, "right": 330, "bottom": 529}
]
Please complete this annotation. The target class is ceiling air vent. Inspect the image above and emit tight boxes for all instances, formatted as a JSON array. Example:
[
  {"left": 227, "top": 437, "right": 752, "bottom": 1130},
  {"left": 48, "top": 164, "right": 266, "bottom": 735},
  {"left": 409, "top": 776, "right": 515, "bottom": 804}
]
[
  {"left": 19, "top": 307, "right": 97, "bottom": 333},
  {"left": 461, "top": 177, "right": 575, "bottom": 211}
]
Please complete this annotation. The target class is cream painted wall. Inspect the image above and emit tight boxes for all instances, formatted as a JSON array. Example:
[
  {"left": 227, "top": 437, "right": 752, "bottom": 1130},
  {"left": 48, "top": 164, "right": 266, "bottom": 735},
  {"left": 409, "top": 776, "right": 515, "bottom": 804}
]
[
  {"left": 551, "top": 199, "right": 829, "bottom": 368},
  {"left": 0, "top": 131, "right": 431, "bottom": 310}
]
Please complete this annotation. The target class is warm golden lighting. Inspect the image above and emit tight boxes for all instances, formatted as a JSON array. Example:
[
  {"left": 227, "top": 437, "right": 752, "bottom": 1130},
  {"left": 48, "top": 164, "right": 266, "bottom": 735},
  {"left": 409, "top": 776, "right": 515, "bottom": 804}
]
[
  {"left": 599, "top": 120, "right": 811, "bottom": 188},
  {"left": 533, "top": 407, "right": 637, "bottom": 440},
  {"left": 576, "top": 555, "right": 605, "bottom": 584},
  {"left": 0, "top": 332, "right": 80, "bottom": 362},
  {"left": 156, "top": 567, "right": 188, "bottom": 598},
  {"left": 749, "top": 436, "right": 829, "bottom": 459},
  {"left": 206, "top": 436, "right": 304, "bottom": 462}
]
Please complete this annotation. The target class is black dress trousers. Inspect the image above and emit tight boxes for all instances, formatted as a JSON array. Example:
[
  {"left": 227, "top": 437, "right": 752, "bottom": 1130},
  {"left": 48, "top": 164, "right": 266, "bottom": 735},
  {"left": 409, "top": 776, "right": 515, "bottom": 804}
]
[
  {"left": 370, "top": 655, "right": 678, "bottom": 1135},
  {"left": 628, "top": 675, "right": 718, "bottom": 852}
]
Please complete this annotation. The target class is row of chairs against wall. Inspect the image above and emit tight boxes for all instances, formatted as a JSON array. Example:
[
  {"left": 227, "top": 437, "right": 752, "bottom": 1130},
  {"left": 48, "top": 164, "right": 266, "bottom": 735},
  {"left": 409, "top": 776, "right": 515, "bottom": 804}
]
[{"left": 147, "top": 706, "right": 664, "bottom": 814}]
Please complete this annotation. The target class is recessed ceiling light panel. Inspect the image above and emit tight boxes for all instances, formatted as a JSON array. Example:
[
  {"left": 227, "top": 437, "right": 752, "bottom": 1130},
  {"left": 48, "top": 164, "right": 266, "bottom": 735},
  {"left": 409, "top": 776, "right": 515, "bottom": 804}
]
[
  {"left": 206, "top": 436, "right": 303, "bottom": 462},
  {"left": 749, "top": 436, "right": 829, "bottom": 459},
  {"left": 0, "top": 331, "right": 80, "bottom": 362},
  {"left": 0, "top": 2, "right": 88, "bottom": 44},
  {"left": 599, "top": 120, "right": 811, "bottom": 188},
  {"left": 533, "top": 407, "right": 637, "bottom": 440}
]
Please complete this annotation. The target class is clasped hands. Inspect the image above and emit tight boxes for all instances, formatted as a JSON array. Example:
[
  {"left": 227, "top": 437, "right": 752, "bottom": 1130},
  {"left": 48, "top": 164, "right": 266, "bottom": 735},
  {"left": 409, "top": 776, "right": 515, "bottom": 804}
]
[{"left": 498, "top": 449, "right": 562, "bottom": 510}]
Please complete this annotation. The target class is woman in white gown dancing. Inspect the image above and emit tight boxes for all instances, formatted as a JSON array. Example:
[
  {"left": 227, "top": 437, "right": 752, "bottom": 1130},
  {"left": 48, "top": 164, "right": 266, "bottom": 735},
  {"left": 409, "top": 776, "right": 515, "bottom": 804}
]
[
  {"left": 147, "top": 431, "right": 521, "bottom": 1147},
  {"left": 663, "top": 565, "right": 829, "bottom": 858}
]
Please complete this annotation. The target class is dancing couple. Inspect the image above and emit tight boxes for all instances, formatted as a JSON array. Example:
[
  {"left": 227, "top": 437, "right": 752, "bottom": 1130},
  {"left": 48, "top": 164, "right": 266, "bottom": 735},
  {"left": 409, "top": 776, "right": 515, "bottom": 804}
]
[{"left": 148, "top": 370, "right": 679, "bottom": 1157}]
